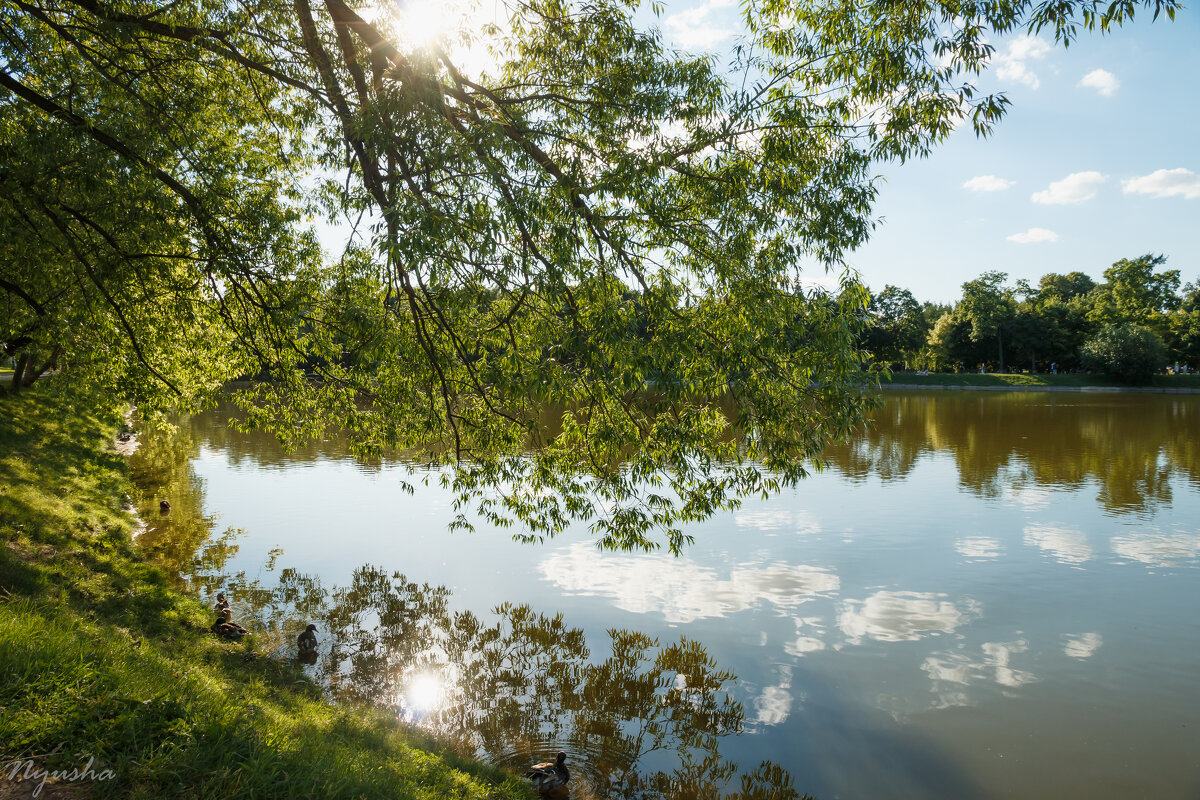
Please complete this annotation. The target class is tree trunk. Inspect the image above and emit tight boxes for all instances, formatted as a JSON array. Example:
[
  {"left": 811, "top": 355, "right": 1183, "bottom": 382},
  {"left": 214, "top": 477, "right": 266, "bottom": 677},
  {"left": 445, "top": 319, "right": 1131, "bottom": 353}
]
[
  {"left": 9, "top": 353, "right": 29, "bottom": 396},
  {"left": 23, "top": 344, "right": 62, "bottom": 386},
  {"left": 997, "top": 328, "right": 1005, "bottom": 373}
]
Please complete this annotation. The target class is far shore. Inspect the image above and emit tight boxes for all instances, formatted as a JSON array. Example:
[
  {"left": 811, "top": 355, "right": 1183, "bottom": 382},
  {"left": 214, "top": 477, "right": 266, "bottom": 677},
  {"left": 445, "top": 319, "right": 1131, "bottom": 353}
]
[{"left": 878, "top": 372, "right": 1200, "bottom": 394}]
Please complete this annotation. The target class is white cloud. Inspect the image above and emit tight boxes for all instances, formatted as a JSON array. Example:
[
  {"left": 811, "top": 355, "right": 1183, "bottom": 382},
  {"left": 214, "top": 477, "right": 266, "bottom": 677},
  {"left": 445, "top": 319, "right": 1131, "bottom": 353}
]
[
  {"left": 1063, "top": 632, "right": 1103, "bottom": 659},
  {"left": 785, "top": 636, "right": 825, "bottom": 656},
  {"left": 955, "top": 537, "right": 1002, "bottom": 560},
  {"left": 754, "top": 666, "right": 794, "bottom": 726},
  {"left": 537, "top": 543, "right": 839, "bottom": 623},
  {"left": 1111, "top": 531, "right": 1200, "bottom": 567},
  {"left": 1031, "top": 171, "right": 1107, "bottom": 204},
  {"left": 923, "top": 639, "right": 1037, "bottom": 709},
  {"left": 733, "top": 508, "right": 821, "bottom": 534},
  {"left": 664, "top": 0, "right": 736, "bottom": 50},
  {"left": 838, "top": 591, "right": 978, "bottom": 645},
  {"left": 1121, "top": 168, "right": 1200, "bottom": 200},
  {"left": 962, "top": 175, "right": 1014, "bottom": 192},
  {"left": 1024, "top": 522, "right": 1092, "bottom": 564},
  {"left": 1078, "top": 68, "right": 1120, "bottom": 96},
  {"left": 994, "top": 35, "right": 1052, "bottom": 90},
  {"left": 1007, "top": 227, "right": 1060, "bottom": 244},
  {"left": 1003, "top": 484, "right": 1052, "bottom": 511}
]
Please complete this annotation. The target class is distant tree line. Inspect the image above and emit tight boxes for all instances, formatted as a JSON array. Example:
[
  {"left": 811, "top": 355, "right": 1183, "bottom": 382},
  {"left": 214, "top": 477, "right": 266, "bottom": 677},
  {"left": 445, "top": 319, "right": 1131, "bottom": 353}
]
[{"left": 864, "top": 254, "right": 1199, "bottom": 382}]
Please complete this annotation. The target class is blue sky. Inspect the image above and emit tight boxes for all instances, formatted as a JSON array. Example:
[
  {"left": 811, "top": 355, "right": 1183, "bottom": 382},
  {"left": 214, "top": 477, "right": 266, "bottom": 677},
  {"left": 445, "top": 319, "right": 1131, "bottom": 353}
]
[{"left": 654, "top": 2, "right": 1200, "bottom": 303}]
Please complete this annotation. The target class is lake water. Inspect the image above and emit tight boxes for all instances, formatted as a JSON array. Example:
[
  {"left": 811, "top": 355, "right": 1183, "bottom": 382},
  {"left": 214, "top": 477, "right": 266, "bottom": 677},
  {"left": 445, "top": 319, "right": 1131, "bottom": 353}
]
[{"left": 131, "top": 391, "right": 1200, "bottom": 799}]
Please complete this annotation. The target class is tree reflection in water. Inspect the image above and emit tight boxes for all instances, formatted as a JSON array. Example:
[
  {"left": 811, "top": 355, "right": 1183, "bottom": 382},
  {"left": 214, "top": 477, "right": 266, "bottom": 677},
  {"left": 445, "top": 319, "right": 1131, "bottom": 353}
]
[
  {"left": 232, "top": 566, "right": 808, "bottom": 800},
  {"left": 823, "top": 392, "right": 1200, "bottom": 514},
  {"left": 129, "top": 422, "right": 809, "bottom": 799}
]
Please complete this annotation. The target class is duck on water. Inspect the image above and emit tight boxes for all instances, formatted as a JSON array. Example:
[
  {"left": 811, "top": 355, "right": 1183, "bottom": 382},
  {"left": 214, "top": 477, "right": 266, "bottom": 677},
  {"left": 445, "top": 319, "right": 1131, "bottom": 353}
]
[{"left": 527, "top": 751, "right": 569, "bottom": 799}]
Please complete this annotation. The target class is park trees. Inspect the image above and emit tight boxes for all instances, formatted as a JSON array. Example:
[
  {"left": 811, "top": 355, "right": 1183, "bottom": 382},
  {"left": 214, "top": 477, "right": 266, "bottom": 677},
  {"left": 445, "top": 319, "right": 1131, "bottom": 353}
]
[
  {"left": 865, "top": 285, "right": 928, "bottom": 369},
  {"left": 1080, "top": 323, "right": 1168, "bottom": 384},
  {"left": 958, "top": 271, "right": 1016, "bottom": 371},
  {"left": 0, "top": 0, "right": 1180, "bottom": 549}
]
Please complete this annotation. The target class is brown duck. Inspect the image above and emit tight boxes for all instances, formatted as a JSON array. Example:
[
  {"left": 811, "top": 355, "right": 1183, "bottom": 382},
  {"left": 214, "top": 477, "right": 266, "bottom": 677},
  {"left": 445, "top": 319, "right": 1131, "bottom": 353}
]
[
  {"left": 211, "top": 608, "right": 248, "bottom": 638},
  {"left": 526, "top": 751, "right": 569, "bottom": 799}
]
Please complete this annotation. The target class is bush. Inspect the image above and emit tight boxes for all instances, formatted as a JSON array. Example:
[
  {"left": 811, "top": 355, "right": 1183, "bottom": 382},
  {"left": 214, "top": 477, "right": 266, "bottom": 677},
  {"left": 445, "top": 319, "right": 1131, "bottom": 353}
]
[{"left": 1080, "top": 323, "right": 1168, "bottom": 384}]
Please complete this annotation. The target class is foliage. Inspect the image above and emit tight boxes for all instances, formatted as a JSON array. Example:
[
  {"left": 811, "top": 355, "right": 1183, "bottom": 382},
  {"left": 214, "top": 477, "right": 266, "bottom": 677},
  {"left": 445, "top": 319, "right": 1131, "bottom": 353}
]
[
  {"left": 865, "top": 285, "right": 928, "bottom": 368},
  {"left": 0, "top": 0, "right": 1180, "bottom": 549},
  {"left": 958, "top": 270, "right": 1016, "bottom": 370},
  {"left": 1038, "top": 271, "right": 1096, "bottom": 303},
  {"left": 1080, "top": 323, "right": 1169, "bottom": 384},
  {"left": 1088, "top": 254, "right": 1180, "bottom": 329},
  {"left": 879, "top": 255, "right": 1195, "bottom": 378}
]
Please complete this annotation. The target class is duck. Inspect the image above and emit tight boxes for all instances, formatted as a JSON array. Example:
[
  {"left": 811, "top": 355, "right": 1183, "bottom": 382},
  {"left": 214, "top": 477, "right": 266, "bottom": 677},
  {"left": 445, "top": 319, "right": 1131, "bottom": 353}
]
[
  {"left": 526, "top": 751, "right": 569, "bottom": 799},
  {"left": 211, "top": 613, "right": 248, "bottom": 639},
  {"left": 297, "top": 624, "right": 319, "bottom": 654},
  {"left": 214, "top": 592, "right": 231, "bottom": 616},
  {"left": 159, "top": 499, "right": 171, "bottom": 513}
]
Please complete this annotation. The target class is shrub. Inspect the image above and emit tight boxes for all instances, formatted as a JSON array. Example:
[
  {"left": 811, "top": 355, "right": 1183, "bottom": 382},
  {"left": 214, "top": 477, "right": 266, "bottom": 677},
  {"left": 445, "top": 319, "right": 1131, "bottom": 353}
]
[{"left": 1080, "top": 323, "right": 1168, "bottom": 384}]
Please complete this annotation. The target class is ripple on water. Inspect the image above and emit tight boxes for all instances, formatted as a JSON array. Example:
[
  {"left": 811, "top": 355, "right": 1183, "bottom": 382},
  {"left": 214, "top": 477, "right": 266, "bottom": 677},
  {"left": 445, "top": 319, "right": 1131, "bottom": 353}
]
[{"left": 492, "top": 737, "right": 630, "bottom": 800}]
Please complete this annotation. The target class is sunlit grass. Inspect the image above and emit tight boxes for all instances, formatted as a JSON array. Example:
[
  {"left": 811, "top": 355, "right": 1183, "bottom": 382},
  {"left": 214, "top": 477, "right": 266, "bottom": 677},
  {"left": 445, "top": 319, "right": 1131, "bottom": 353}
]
[{"left": 0, "top": 385, "right": 533, "bottom": 800}]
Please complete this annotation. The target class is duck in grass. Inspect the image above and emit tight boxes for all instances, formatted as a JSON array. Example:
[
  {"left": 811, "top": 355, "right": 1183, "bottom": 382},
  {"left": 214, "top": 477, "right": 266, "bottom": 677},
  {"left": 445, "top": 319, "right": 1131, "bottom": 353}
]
[
  {"left": 211, "top": 608, "right": 248, "bottom": 639},
  {"left": 211, "top": 614, "right": 248, "bottom": 639},
  {"left": 526, "top": 751, "right": 569, "bottom": 799}
]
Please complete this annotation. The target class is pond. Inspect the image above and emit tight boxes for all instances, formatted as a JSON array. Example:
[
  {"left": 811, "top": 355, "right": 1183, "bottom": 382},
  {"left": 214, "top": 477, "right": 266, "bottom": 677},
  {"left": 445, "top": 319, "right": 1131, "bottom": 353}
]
[{"left": 130, "top": 390, "right": 1200, "bottom": 799}]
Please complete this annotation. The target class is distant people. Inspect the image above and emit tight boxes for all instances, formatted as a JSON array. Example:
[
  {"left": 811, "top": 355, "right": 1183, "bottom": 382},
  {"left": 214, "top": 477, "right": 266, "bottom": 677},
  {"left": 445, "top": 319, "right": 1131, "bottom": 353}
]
[{"left": 1050, "top": 362, "right": 1058, "bottom": 375}]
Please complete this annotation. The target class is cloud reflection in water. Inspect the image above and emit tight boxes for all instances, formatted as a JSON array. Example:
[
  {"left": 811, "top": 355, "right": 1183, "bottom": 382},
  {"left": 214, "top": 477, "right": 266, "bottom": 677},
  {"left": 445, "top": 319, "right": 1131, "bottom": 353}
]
[
  {"left": 1024, "top": 523, "right": 1093, "bottom": 565},
  {"left": 838, "top": 591, "right": 978, "bottom": 645},
  {"left": 1111, "top": 531, "right": 1200, "bottom": 567},
  {"left": 922, "top": 639, "right": 1037, "bottom": 709},
  {"left": 538, "top": 543, "right": 839, "bottom": 623},
  {"left": 1063, "top": 632, "right": 1103, "bottom": 659}
]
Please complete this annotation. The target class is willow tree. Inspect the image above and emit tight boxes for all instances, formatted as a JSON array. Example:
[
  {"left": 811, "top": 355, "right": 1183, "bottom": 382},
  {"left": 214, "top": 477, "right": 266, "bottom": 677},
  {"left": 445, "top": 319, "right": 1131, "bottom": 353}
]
[{"left": 0, "top": 0, "right": 1177, "bottom": 550}]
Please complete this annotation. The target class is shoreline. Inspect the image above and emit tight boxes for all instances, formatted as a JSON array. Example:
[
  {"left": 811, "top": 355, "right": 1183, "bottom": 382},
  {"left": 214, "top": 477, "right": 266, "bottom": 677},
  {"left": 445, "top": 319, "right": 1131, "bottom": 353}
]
[
  {"left": 880, "top": 382, "right": 1200, "bottom": 394},
  {"left": 0, "top": 388, "right": 533, "bottom": 800}
]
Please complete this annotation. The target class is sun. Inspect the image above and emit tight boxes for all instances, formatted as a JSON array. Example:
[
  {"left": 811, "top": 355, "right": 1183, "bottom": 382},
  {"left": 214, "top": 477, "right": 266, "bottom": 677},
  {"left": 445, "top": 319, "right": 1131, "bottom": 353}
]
[
  {"left": 390, "top": 0, "right": 460, "bottom": 49},
  {"left": 402, "top": 672, "right": 445, "bottom": 714},
  {"left": 375, "top": 0, "right": 504, "bottom": 77}
]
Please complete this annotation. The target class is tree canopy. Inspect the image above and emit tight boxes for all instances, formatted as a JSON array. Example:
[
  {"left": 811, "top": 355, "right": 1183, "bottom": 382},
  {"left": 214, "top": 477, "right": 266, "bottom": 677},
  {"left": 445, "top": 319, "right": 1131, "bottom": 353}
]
[
  {"left": 868, "top": 254, "right": 1194, "bottom": 375},
  {"left": 0, "top": 0, "right": 1179, "bottom": 550}
]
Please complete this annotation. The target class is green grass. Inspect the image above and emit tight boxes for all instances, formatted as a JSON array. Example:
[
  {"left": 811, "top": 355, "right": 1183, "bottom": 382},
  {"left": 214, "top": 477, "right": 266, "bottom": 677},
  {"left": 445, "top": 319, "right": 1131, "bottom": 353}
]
[
  {"left": 0, "top": 386, "right": 532, "bottom": 800},
  {"left": 878, "top": 371, "right": 1200, "bottom": 389}
]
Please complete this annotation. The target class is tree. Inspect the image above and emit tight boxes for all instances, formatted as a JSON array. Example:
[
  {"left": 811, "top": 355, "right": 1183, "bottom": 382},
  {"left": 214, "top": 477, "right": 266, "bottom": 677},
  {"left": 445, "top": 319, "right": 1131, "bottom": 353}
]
[
  {"left": 0, "top": 0, "right": 1179, "bottom": 550},
  {"left": 1080, "top": 323, "right": 1168, "bottom": 384},
  {"left": 958, "top": 271, "right": 1016, "bottom": 371},
  {"left": 1037, "top": 271, "right": 1097, "bottom": 304},
  {"left": 866, "top": 285, "right": 927, "bottom": 368},
  {"left": 926, "top": 311, "right": 985, "bottom": 372},
  {"left": 1089, "top": 254, "right": 1181, "bottom": 336}
]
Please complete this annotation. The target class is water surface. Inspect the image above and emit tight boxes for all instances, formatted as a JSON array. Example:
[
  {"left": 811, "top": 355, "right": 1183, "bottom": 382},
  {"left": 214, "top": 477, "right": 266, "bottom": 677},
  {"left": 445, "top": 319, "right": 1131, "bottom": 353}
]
[{"left": 132, "top": 391, "right": 1200, "bottom": 799}]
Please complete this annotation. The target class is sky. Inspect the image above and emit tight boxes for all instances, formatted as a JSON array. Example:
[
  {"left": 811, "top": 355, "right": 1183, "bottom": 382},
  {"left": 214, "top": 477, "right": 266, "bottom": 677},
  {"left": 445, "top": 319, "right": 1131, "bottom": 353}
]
[
  {"left": 650, "top": 1, "right": 1200, "bottom": 303},
  {"left": 378, "top": 0, "right": 1200, "bottom": 305}
]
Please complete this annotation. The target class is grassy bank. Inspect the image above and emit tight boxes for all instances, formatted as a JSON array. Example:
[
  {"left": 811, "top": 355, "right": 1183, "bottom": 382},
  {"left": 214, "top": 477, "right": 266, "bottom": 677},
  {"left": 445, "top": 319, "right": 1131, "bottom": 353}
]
[
  {"left": 0, "top": 387, "right": 531, "bottom": 800},
  {"left": 878, "top": 372, "right": 1200, "bottom": 390}
]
